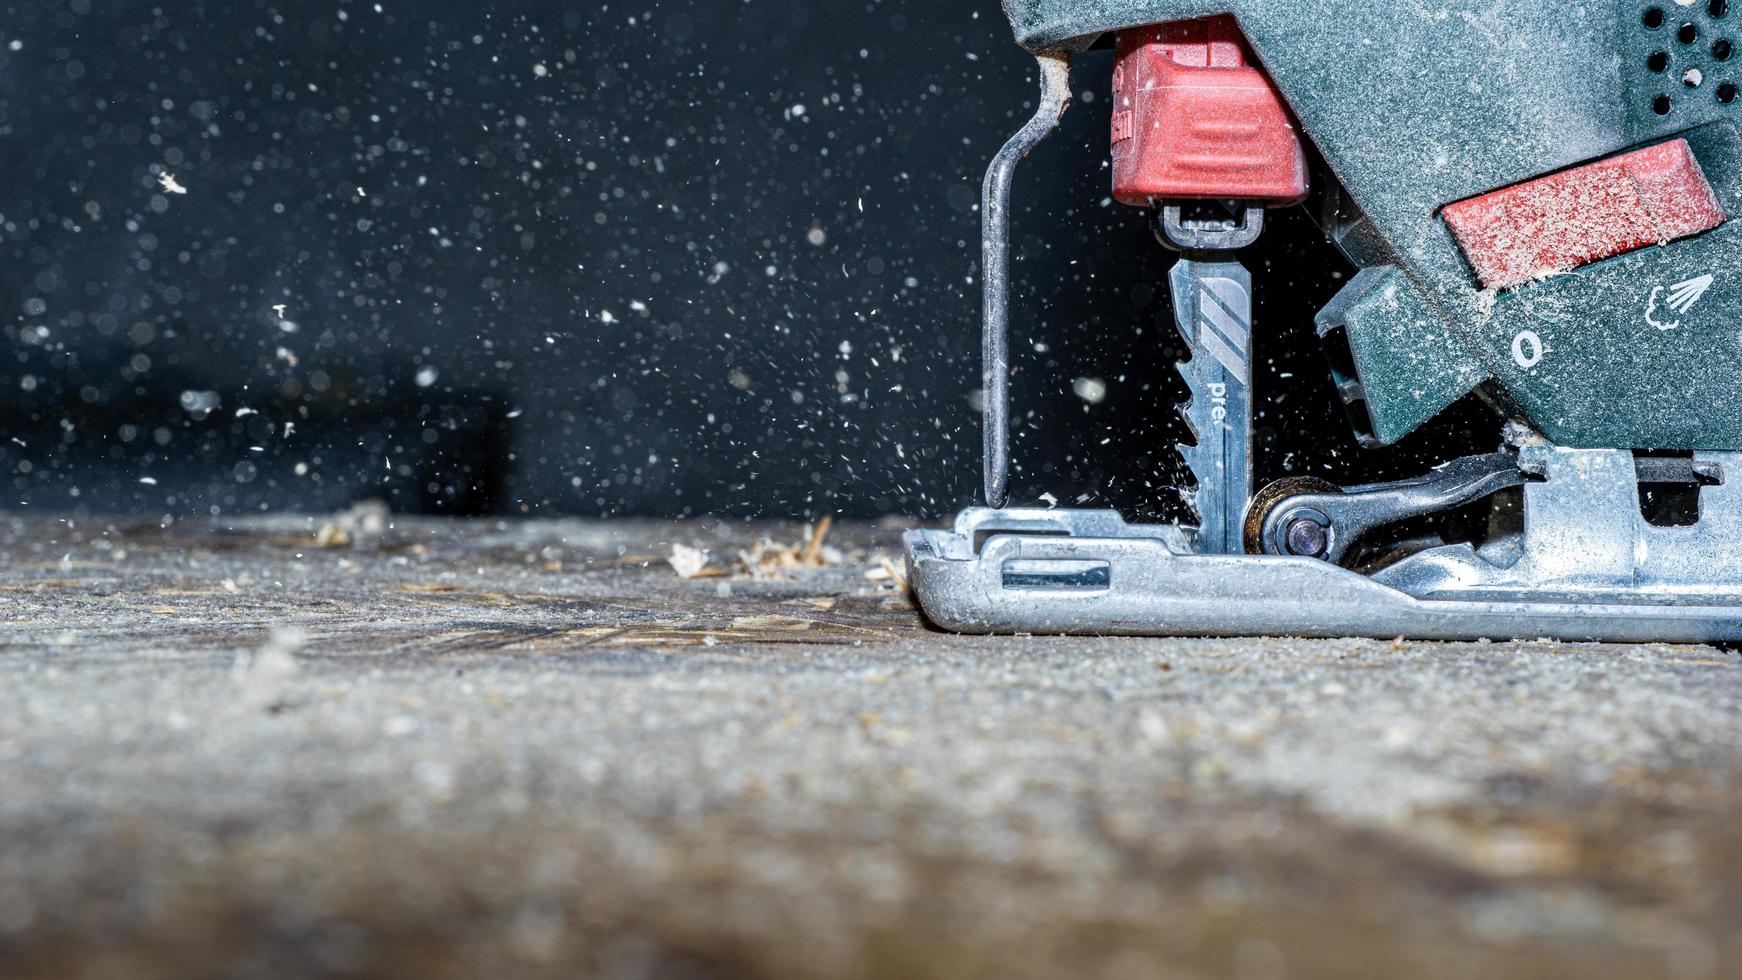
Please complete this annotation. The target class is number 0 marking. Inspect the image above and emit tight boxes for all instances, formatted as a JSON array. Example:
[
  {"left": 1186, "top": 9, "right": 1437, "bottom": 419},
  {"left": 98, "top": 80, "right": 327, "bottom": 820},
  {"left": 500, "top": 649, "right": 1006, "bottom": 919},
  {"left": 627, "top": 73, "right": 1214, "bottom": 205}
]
[{"left": 1512, "top": 330, "right": 1544, "bottom": 369}]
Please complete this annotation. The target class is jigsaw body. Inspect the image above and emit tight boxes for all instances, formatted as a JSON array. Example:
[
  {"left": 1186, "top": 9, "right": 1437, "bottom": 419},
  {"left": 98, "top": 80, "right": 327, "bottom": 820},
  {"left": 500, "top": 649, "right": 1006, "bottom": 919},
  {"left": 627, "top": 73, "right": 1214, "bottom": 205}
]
[{"left": 906, "top": 1, "right": 1742, "bottom": 641}]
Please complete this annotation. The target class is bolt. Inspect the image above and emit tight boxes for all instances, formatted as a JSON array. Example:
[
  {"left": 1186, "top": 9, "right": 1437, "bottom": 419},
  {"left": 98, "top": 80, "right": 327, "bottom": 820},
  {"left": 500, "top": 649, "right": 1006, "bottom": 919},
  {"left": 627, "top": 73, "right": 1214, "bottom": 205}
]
[{"left": 1283, "top": 517, "right": 1329, "bottom": 558}]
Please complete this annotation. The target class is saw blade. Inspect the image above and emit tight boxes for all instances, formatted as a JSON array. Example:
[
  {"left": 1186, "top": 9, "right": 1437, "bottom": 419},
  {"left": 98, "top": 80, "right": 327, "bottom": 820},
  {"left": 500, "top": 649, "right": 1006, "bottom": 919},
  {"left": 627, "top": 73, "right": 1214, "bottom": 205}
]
[{"left": 1168, "top": 257, "right": 1254, "bottom": 555}]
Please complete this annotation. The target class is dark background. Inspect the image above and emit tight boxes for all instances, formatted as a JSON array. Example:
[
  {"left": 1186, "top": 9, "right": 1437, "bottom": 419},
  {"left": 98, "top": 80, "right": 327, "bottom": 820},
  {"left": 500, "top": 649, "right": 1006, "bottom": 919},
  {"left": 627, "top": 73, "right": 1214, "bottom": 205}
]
[{"left": 0, "top": 0, "right": 1490, "bottom": 521}]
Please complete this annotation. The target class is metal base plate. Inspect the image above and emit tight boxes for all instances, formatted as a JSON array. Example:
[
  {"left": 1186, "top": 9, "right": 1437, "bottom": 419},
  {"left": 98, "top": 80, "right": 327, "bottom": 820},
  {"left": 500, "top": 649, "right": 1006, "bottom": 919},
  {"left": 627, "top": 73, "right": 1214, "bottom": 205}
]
[{"left": 905, "top": 507, "right": 1742, "bottom": 644}]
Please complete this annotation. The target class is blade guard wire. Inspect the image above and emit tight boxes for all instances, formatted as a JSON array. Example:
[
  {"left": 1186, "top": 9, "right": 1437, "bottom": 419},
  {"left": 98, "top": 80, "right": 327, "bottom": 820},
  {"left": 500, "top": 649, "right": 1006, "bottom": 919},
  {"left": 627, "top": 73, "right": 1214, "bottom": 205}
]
[{"left": 982, "top": 52, "right": 1071, "bottom": 509}]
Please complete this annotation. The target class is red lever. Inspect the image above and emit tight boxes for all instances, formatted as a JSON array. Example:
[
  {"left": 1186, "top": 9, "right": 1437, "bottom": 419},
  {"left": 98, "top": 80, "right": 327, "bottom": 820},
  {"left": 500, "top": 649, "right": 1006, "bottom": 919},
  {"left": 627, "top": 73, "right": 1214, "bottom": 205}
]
[
  {"left": 1442, "top": 139, "right": 1727, "bottom": 290},
  {"left": 1111, "top": 16, "right": 1308, "bottom": 207}
]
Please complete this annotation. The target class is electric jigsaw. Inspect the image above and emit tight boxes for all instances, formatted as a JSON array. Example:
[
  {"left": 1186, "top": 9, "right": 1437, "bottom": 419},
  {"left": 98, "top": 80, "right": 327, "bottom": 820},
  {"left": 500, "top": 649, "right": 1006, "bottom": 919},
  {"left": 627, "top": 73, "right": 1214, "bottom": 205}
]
[{"left": 905, "top": 0, "right": 1742, "bottom": 641}]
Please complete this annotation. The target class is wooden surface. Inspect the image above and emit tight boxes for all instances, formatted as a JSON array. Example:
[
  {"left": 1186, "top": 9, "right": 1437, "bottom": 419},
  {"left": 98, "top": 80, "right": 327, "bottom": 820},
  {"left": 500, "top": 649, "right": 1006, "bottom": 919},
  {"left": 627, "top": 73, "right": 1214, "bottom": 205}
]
[{"left": 1, "top": 512, "right": 1739, "bottom": 979}]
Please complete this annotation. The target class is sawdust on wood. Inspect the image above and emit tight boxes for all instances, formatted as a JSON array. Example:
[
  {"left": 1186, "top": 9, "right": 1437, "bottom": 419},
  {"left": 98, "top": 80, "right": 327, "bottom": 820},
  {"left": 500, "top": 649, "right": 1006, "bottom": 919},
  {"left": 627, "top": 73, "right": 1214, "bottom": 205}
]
[
  {"left": 738, "top": 516, "right": 845, "bottom": 580},
  {"left": 313, "top": 523, "right": 352, "bottom": 549},
  {"left": 863, "top": 555, "right": 911, "bottom": 597},
  {"left": 668, "top": 543, "right": 729, "bottom": 580},
  {"left": 664, "top": 516, "right": 906, "bottom": 589}
]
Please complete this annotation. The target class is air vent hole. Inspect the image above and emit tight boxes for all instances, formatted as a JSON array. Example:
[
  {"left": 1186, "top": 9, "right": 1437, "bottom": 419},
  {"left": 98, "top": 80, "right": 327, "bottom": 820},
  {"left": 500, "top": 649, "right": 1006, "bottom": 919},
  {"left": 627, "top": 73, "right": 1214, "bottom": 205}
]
[
  {"left": 1645, "top": 7, "right": 1667, "bottom": 29},
  {"left": 1715, "top": 39, "right": 1735, "bottom": 60},
  {"left": 1712, "top": 0, "right": 1731, "bottom": 19},
  {"left": 1650, "top": 50, "right": 1672, "bottom": 71},
  {"left": 1719, "top": 81, "right": 1739, "bottom": 102},
  {"left": 1654, "top": 93, "right": 1675, "bottom": 114},
  {"left": 1686, "top": 67, "right": 1707, "bottom": 86},
  {"left": 1680, "top": 23, "right": 1701, "bottom": 44}
]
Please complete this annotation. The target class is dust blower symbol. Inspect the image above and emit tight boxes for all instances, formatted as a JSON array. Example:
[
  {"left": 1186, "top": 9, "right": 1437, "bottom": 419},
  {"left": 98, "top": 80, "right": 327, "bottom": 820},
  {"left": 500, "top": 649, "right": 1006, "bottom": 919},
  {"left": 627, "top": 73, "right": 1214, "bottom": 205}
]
[{"left": 1645, "top": 274, "right": 1715, "bottom": 331}]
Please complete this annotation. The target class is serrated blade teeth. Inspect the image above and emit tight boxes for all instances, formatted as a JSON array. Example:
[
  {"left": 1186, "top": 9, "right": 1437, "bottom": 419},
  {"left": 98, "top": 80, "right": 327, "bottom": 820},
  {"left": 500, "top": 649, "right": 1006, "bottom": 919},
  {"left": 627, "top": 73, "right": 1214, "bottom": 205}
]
[
  {"left": 1175, "top": 412, "right": 1204, "bottom": 446},
  {"left": 1174, "top": 362, "right": 1204, "bottom": 443},
  {"left": 1168, "top": 257, "right": 1254, "bottom": 555}
]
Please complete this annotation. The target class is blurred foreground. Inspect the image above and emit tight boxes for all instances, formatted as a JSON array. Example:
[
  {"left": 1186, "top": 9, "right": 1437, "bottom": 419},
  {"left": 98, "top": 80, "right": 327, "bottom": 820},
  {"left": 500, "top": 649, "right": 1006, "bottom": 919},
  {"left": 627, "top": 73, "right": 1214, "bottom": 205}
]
[{"left": 0, "top": 514, "right": 1738, "bottom": 979}]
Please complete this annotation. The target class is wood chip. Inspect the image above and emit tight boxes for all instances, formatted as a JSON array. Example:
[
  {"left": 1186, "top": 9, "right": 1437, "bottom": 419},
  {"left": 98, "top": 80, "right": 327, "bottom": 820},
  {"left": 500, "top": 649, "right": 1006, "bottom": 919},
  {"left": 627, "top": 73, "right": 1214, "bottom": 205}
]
[{"left": 804, "top": 515, "right": 833, "bottom": 564}]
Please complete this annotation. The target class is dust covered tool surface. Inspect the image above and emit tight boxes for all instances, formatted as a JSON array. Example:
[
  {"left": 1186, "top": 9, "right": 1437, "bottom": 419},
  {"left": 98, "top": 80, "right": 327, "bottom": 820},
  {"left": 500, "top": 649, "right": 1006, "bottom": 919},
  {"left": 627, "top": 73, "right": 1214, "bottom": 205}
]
[
  {"left": 3, "top": 514, "right": 1742, "bottom": 978},
  {"left": 925, "top": 2, "right": 1742, "bottom": 642}
]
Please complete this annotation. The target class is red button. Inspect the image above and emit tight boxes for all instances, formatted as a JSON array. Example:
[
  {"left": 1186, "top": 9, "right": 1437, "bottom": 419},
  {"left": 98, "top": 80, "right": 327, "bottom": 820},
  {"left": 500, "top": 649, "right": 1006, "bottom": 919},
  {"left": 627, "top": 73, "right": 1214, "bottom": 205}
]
[
  {"left": 1111, "top": 16, "right": 1309, "bottom": 207},
  {"left": 1443, "top": 139, "right": 1726, "bottom": 291}
]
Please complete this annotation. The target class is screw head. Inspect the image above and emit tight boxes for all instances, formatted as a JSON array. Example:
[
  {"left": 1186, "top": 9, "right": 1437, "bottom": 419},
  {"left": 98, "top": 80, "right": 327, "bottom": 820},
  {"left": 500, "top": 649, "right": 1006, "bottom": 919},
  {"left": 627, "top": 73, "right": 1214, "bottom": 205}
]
[{"left": 1283, "top": 516, "right": 1329, "bottom": 558}]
